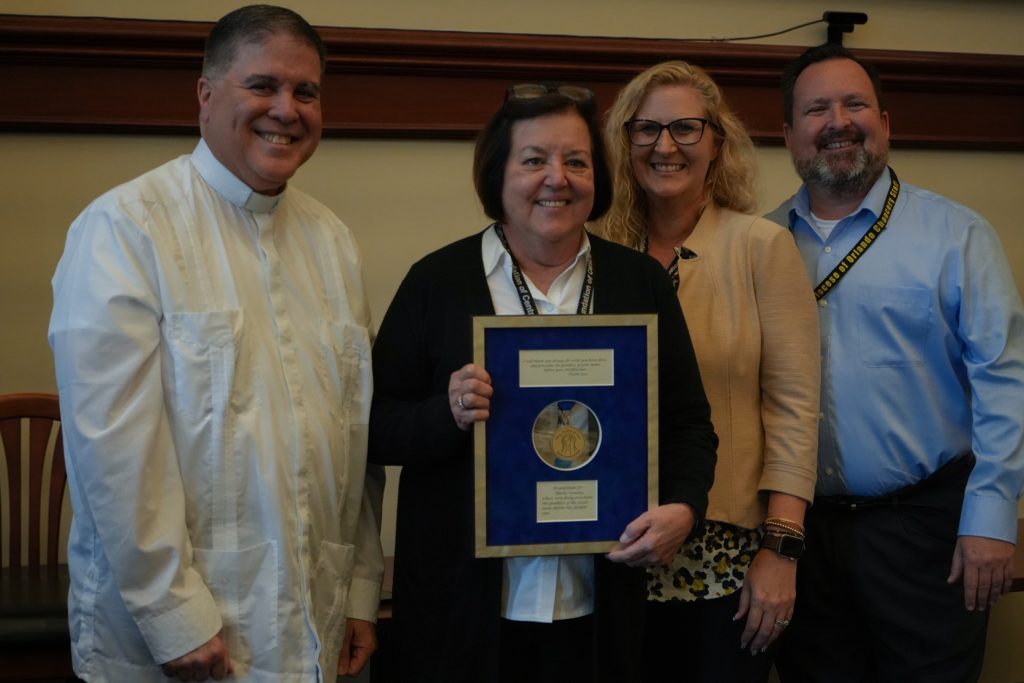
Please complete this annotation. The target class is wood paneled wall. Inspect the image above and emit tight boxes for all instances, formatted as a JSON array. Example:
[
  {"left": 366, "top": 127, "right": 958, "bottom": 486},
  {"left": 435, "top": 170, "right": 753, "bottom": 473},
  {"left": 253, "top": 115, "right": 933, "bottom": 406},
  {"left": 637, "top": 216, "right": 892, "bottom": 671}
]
[{"left": 1, "top": 13, "right": 1022, "bottom": 149}]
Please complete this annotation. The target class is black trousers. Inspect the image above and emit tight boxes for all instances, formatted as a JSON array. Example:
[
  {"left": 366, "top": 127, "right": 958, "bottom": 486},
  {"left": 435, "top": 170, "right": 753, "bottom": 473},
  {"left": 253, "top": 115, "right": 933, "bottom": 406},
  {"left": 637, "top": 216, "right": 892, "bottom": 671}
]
[
  {"left": 644, "top": 591, "right": 775, "bottom": 683},
  {"left": 499, "top": 615, "right": 595, "bottom": 683},
  {"left": 775, "top": 457, "right": 989, "bottom": 683}
]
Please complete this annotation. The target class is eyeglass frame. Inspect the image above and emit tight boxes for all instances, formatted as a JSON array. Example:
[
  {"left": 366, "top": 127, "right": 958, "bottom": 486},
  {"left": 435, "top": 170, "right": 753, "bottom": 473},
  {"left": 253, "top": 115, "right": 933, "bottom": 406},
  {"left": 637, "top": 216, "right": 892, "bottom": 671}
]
[
  {"left": 505, "top": 83, "right": 596, "bottom": 104},
  {"left": 623, "top": 117, "right": 722, "bottom": 147}
]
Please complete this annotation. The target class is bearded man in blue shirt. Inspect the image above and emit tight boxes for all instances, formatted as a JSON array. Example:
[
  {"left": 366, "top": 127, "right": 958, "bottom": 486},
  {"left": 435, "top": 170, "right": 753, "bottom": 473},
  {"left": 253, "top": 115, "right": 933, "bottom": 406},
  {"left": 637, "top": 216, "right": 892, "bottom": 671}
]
[{"left": 767, "top": 43, "right": 1024, "bottom": 683}]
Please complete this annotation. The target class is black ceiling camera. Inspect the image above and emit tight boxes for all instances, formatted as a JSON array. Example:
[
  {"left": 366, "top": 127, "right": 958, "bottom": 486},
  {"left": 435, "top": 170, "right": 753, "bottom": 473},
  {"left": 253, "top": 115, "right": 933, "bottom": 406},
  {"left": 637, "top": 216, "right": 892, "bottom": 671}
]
[{"left": 823, "top": 11, "right": 868, "bottom": 45}]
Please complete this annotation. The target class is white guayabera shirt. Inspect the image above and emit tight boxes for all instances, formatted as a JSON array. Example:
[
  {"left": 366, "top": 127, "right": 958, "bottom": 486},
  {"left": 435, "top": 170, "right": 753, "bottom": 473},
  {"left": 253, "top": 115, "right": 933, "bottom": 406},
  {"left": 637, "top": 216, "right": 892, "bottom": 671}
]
[{"left": 49, "top": 140, "right": 384, "bottom": 682}]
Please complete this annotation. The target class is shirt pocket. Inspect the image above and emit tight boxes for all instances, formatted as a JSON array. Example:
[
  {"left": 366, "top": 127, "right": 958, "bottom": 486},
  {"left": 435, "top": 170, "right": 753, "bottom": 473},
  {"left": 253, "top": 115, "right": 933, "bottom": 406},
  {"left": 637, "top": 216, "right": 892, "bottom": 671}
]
[
  {"left": 856, "top": 285, "right": 933, "bottom": 367},
  {"left": 164, "top": 309, "right": 259, "bottom": 419},
  {"left": 317, "top": 320, "right": 372, "bottom": 425},
  {"left": 192, "top": 541, "right": 279, "bottom": 662},
  {"left": 309, "top": 540, "right": 355, "bottom": 654}
]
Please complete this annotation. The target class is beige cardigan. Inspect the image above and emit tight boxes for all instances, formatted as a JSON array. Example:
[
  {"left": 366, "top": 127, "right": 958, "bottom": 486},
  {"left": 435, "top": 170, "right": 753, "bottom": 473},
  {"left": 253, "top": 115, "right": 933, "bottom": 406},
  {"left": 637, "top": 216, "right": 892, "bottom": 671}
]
[{"left": 677, "top": 204, "right": 819, "bottom": 528}]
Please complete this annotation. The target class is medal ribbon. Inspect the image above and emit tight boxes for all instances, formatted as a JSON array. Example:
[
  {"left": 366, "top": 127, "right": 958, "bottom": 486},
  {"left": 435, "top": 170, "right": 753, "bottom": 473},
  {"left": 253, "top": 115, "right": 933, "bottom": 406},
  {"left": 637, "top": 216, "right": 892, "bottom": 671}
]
[
  {"left": 812, "top": 167, "right": 900, "bottom": 300},
  {"left": 557, "top": 400, "right": 576, "bottom": 425},
  {"left": 494, "top": 223, "right": 593, "bottom": 316}
]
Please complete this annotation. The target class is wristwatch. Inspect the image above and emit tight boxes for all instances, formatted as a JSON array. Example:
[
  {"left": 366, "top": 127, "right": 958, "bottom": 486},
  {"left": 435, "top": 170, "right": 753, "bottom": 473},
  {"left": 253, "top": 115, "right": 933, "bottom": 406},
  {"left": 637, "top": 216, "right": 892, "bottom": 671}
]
[{"left": 760, "top": 531, "right": 805, "bottom": 561}]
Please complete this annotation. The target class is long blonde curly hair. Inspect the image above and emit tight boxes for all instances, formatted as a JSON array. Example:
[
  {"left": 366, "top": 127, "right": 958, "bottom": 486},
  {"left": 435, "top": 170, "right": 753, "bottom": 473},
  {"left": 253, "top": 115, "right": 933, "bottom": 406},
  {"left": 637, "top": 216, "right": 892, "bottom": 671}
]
[{"left": 599, "top": 61, "right": 758, "bottom": 249}]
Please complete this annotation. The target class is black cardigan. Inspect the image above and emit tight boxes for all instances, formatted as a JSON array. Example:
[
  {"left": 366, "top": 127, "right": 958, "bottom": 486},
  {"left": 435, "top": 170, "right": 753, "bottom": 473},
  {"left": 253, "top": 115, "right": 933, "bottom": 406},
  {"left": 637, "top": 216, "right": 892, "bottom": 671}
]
[{"left": 369, "top": 230, "right": 716, "bottom": 682}]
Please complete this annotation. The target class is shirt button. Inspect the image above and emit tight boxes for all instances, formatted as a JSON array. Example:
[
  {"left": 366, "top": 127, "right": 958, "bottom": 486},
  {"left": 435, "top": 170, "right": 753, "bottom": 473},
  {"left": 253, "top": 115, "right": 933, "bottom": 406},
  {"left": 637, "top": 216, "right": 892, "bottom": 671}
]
[
  {"left": 825, "top": 467, "right": 835, "bottom": 476},
  {"left": 824, "top": 246, "right": 832, "bottom": 253},
  {"left": 819, "top": 412, "right": 825, "bottom": 420},
  {"left": 818, "top": 299, "right": 828, "bottom": 308}
]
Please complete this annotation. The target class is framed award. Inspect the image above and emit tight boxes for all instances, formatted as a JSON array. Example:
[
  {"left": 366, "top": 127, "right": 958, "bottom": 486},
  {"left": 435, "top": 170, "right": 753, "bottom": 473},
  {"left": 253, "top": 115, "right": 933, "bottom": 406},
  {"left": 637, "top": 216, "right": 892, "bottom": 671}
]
[{"left": 472, "top": 314, "right": 658, "bottom": 557}]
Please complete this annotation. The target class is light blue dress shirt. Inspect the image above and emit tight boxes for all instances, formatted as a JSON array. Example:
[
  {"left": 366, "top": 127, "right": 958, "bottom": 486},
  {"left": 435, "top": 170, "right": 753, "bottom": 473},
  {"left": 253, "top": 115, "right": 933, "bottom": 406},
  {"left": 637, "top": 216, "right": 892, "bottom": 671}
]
[{"left": 767, "top": 170, "right": 1024, "bottom": 543}]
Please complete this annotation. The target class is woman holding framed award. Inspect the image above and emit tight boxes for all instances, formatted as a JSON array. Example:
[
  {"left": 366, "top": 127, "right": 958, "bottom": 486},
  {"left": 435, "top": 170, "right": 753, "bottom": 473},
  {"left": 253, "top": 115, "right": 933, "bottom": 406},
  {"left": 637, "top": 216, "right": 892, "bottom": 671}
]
[
  {"left": 368, "top": 83, "right": 717, "bottom": 682},
  {"left": 598, "top": 61, "right": 820, "bottom": 681}
]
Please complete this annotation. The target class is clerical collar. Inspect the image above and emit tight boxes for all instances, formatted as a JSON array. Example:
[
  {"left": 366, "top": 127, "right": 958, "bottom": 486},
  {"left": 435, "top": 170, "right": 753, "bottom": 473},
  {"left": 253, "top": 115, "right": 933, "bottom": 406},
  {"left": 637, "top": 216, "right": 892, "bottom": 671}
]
[{"left": 191, "top": 138, "right": 283, "bottom": 213}]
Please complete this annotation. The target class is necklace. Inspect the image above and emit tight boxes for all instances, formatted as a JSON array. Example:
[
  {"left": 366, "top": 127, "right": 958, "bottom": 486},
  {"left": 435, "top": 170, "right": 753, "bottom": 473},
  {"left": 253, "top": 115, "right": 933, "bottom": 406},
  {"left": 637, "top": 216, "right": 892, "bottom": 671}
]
[{"left": 639, "top": 235, "right": 696, "bottom": 291}]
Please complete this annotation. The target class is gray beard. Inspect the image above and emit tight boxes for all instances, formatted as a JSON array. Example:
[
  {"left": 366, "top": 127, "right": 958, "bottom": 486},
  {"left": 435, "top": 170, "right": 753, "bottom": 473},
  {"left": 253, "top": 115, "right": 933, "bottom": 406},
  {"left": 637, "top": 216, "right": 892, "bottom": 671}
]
[{"left": 794, "top": 146, "right": 888, "bottom": 200}]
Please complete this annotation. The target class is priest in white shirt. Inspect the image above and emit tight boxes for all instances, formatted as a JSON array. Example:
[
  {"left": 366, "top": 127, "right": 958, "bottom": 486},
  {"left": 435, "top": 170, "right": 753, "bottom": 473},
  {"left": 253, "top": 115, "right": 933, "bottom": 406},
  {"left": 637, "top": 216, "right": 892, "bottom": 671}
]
[{"left": 48, "top": 6, "right": 384, "bottom": 682}]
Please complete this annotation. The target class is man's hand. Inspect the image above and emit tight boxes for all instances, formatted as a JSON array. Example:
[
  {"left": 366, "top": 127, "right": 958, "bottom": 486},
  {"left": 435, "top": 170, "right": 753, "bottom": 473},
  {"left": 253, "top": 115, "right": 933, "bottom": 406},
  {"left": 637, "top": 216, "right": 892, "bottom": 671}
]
[
  {"left": 338, "top": 618, "right": 378, "bottom": 677},
  {"left": 948, "top": 535, "right": 1015, "bottom": 611},
  {"left": 606, "top": 503, "right": 695, "bottom": 567},
  {"left": 160, "top": 633, "right": 233, "bottom": 681}
]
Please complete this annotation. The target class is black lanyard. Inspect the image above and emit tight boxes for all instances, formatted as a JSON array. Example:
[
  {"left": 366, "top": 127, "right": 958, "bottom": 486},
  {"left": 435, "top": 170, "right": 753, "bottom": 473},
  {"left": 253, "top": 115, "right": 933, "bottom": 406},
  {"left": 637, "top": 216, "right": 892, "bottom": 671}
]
[
  {"left": 639, "top": 236, "right": 696, "bottom": 291},
  {"left": 494, "top": 223, "right": 593, "bottom": 315},
  {"left": 812, "top": 167, "right": 900, "bottom": 300}
]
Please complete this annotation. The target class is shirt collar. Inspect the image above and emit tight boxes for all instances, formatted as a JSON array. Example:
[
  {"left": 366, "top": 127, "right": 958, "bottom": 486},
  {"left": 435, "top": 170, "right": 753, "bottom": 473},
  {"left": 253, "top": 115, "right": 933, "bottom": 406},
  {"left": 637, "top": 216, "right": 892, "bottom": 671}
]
[
  {"left": 191, "top": 138, "right": 284, "bottom": 214},
  {"left": 789, "top": 167, "right": 892, "bottom": 227},
  {"left": 482, "top": 223, "right": 591, "bottom": 282},
  {"left": 482, "top": 223, "right": 506, "bottom": 279}
]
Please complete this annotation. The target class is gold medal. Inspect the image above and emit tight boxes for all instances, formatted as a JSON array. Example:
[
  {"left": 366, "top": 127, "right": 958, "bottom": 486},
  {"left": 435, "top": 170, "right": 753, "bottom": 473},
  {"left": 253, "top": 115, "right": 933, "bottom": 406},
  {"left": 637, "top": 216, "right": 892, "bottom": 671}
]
[{"left": 551, "top": 425, "right": 585, "bottom": 462}]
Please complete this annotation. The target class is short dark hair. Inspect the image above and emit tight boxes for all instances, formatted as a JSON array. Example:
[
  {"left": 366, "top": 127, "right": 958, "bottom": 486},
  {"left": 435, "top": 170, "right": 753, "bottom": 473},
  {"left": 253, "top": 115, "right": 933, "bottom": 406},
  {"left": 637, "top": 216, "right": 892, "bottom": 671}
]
[
  {"left": 473, "top": 88, "right": 613, "bottom": 223},
  {"left": 203, "top": 5, "right": 326, "bottom": 80},
  {"left": 781, "top": 44, "right": 885, "bottom": 125}
]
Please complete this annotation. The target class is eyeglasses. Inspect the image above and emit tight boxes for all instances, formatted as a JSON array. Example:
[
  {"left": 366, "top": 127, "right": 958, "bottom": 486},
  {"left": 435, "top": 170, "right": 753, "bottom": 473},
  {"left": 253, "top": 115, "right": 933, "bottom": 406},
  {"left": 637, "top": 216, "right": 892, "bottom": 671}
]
[
  {"left": 624, "top": 118, "right": 721, "bottom": 146},
  {"left": 505, "top": 83, "right": 595, "bottom": 104}
]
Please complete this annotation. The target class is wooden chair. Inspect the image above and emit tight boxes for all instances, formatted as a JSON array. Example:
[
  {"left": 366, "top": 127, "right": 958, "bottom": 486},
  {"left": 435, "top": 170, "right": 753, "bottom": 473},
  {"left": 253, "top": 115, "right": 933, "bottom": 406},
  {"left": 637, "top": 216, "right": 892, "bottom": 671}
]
[{"left": 0, "top": 392, "right": 75, "bottom": 680}]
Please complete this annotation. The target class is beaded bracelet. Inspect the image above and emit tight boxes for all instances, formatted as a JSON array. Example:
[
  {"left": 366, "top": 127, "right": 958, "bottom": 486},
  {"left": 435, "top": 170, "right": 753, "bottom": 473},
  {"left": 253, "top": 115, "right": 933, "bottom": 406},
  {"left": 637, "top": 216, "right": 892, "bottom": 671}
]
[
  {"left": 765, "top": 522, "right": 805, "bottom": 537},
  {"left": 764, "top": 517, "right": 806, "bottom": 537}
]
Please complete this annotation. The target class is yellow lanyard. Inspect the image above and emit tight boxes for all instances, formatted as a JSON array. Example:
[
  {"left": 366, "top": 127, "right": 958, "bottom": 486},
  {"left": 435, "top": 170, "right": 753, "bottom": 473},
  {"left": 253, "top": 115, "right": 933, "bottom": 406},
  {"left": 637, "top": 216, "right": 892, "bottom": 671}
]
[{"left": 813, "top": 168, "right": 900, "bottom": 300}]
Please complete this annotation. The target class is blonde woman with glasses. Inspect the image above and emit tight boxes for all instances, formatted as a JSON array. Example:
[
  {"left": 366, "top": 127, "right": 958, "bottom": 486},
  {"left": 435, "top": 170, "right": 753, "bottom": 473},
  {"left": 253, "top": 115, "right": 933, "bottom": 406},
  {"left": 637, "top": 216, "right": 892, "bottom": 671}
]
[{"left": 598, "top": 61, "right": 820, "bottom": 681}]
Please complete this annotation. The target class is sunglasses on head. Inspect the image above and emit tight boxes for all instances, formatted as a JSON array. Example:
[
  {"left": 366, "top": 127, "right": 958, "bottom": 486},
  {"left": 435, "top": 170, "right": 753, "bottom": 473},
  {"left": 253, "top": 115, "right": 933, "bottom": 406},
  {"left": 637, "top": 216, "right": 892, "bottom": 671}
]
[{"left": 504, "top": 83, "right": 595, "bottom": 104}]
